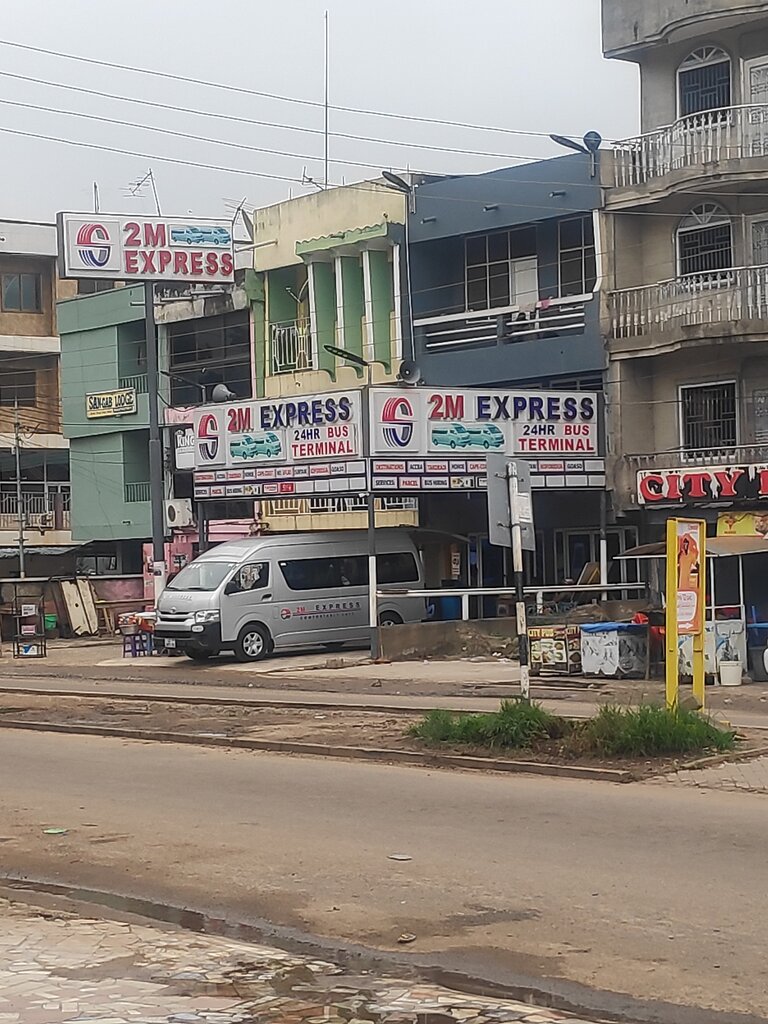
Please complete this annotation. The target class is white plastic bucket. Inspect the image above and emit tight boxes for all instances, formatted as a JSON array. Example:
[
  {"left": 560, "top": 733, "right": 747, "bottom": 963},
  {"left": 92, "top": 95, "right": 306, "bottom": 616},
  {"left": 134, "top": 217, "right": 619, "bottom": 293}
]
[{"left": 720, "top": 662, "right": 743, "bottom": 687}]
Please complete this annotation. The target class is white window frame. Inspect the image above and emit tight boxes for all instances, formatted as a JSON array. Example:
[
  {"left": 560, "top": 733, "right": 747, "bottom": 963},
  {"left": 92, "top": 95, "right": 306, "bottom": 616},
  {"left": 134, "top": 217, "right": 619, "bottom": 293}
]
[
  {"left": 747, "top": 213, "right": 768, "bottom": 267},
  {"left": 464, "top": 229, "right": 538, "bottom": 313},
  {"left": 678, "top": 379, "right": 739, "bottom": 458},
  {"left": 676, "top": 202, "right": 733, "bottom": 280},
  {"left": 676, "top": 45, "right": 732, "bottom": 119},
  {"left": 742, "top": 55, "right": 768, "bottom": 107},
  {"left": 557, "top": 215, "right": 597, "bottom": 298}
]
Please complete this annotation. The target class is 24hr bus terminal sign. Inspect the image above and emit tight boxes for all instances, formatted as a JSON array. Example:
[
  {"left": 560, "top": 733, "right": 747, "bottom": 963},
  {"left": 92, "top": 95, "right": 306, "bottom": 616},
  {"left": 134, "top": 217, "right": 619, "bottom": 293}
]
[{"left": 192, "top": 388, "right": 604, "bottom": 499}]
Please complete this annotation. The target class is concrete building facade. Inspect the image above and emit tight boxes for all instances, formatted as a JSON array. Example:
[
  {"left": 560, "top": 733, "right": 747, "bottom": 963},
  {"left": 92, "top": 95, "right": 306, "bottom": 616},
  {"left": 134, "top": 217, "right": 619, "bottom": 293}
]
[
  {"left": 0, "top": 220, "right": 73, "bottom": 570},
  {"left": 602, "top": 0, "right": 768, "bottom": 539}
]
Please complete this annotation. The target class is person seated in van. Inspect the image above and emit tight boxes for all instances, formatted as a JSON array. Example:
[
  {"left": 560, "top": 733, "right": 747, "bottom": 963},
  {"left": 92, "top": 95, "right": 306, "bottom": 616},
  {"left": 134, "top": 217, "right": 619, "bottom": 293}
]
[{"left": 230, "top": 562, "right": 268, "bottom": 593}]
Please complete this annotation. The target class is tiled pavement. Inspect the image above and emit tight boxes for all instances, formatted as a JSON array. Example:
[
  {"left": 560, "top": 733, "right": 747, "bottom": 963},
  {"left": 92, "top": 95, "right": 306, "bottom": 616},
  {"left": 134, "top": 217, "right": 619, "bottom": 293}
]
[
  {"left": 659, "top": 753, "right": 768, "bottom": 793},
  {"left": 0, "top": 895, "right": 613, "bottom": 1024}
]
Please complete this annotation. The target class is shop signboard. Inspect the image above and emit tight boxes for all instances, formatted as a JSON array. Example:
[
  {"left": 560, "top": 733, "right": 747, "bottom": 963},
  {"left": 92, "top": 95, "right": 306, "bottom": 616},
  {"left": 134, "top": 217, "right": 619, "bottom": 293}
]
[
  {"left": 85, "top": 387, "right": 137, "bottom": 419},
  {"left": 369, "top": 387, "right": 603, "bottom": 492},
  {"left": 717, "top": 511, "right": 768, "bottom": 537},
  {"left": 173, "top": 427, "right": 195, "bottom": 471},
  {"left": 192, "top": 392, "right": 365, "bottom": 499},
  {"left": 191, "top": 387, "right": 605, "bottom": 497},
  {"left": 58, "top": 214, "right": 235, "bottom": 283},
  {"left": 638, "top": 465, "right": 768, "bottom": 505},
  {"left": 665, "top": 518, "right": 707, "bottom": 709}
]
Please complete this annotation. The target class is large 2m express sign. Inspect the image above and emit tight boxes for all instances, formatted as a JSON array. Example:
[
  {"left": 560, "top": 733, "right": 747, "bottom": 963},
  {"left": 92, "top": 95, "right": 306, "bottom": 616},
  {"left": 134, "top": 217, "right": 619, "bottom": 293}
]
[
  {"left": 371, "top": 388, "right": 599, "bottom": 457},
  {"left": 58, "top": 214, "right": 235, "bottom": 282}
]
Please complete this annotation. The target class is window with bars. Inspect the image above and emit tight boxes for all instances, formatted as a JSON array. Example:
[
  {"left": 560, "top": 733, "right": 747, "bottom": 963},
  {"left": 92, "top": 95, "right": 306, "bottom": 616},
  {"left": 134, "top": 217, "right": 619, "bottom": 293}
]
[
  {"left": 0, "top": 370, "right": 36, "bottom": 407},
  {"left": 168, "top": 310, "right": 252, "bottom": 404},
  {"left": 558, "top": 216, "right": 597, "bottom": 297},
  {"left": 465, "top": 227, "right": 537, "bottom": 311},
  {"left": 678, "top": 47, "right": 731, "bottom": 116},
  {"left": 680, "top": 381, "right": 737, "bottom": 456},
  {"left": 677, "top": 203, "right": 733, "bottom": 277},
  {"left": 1, "top": 272, "right": 42, "bottom": 313}
]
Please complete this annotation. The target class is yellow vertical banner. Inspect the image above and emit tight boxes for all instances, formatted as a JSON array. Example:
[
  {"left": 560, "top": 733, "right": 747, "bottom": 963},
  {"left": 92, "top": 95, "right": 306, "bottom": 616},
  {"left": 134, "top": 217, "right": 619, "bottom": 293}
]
[{"left": 666, "top": 518, "right": 707, "bottom": 710}]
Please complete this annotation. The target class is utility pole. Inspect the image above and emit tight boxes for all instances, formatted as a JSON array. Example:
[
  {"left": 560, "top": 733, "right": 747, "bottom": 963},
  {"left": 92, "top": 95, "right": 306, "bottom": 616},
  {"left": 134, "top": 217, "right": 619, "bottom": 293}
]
[
  {"left": 13, "top": 402, "right": 26, "bottom": 579},
  {"left": 507, "top": 462, "right": 530, "bottom": 700},
  {"left": 323, "top": 10, "right": 330, "bottom": 189},
  {"left": 144, "top": 282, "right": 166, "bottom": 600}
]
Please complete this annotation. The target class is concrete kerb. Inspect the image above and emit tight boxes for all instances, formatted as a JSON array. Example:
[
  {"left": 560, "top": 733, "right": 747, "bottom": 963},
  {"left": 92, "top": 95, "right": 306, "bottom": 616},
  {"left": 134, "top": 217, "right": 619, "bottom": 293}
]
[{"left": 0, "top": 719, "right": 635, "bottom": 783}]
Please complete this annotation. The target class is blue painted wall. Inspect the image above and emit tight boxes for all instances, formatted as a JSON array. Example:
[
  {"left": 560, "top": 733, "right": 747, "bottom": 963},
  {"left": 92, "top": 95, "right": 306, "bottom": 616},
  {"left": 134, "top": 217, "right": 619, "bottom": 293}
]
[{"left": 408, "top": 153, "right": 605, "bottom": 386}]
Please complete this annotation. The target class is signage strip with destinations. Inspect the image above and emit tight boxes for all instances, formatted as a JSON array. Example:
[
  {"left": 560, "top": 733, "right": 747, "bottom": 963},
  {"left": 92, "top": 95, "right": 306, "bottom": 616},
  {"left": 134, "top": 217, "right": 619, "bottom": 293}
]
[
  {"left": 192, "top": 388, "right": 604, "bottom": 498},
  {"left": 58, "top": 214, "right": 235, "bottom": 284}
]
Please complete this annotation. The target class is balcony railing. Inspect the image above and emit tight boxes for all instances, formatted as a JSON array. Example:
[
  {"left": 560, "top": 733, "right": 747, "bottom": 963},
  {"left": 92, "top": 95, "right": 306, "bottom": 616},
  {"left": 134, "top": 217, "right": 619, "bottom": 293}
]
[
  {"left": 261, "top": 496, "right": 418, "bottom": 517},
  {"left": 609, "top": 265, "right": 768, "bottom": 340},
  {"left": 271, "top": 318, "right": 314, "bottom": 374},
  {"left": 0, "top": 486, "right": 71, "bottom": 531},
  {"left": 118, "top": 373, "right": 148, "bottom": 394},
  {"left": 125, "top": 481, "right": 151, "bottom": 503},
  {"left": 627, "top": 444, "right": 768, "bottom": 470},
  {"left": 612, "top": 105, "right": 768, "bottom": 188},
  {"left": 413, "top": 294, "right": 591, "bottom": 352}
]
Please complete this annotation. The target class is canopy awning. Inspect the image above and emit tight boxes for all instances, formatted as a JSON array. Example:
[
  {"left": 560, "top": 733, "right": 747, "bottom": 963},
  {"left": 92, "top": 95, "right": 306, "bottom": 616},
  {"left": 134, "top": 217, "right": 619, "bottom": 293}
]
[{"left": 619, "top": 537, "right": 768, "bottom": 560}]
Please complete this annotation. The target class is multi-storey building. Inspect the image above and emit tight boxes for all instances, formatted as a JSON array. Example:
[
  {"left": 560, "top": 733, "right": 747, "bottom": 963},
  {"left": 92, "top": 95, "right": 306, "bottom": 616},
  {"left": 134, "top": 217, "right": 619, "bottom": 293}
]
[
  {"left": 0, "top": 220, "right": 73, "bottom": 573},
  {"left": 406, "top": 158, "right": 620, "bottom": 588},
  {"left": 248, "top": 181, "right": 418, "bottom": 534},
  {"left": 603, "top": 0, "right": 768, "bottom": 544}
]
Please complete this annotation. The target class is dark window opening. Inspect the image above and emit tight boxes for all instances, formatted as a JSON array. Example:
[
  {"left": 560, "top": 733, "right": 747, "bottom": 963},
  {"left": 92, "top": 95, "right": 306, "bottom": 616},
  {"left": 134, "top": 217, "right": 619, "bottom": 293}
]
[
  {"left": 2, "top": 273, "right": 42, "bottom": 312},
  {"left": 681, "top": 381, "right": 737, "bottom": 455},
  {"left": 168, "top": 310, "right": 252, "bottom": 405}
]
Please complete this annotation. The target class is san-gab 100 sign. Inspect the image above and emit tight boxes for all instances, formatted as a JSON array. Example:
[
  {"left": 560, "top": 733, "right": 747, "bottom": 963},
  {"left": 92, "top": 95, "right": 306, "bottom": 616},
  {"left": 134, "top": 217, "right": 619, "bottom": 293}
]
[
  {"left": 192, "top": 392, "right": 365, "bottom": 500},
  {"left": 369, "top": 387, "right": 604, "bottom": 492},
  {"left": 57, "top": 214, "right": 234, "bottom": 283}
]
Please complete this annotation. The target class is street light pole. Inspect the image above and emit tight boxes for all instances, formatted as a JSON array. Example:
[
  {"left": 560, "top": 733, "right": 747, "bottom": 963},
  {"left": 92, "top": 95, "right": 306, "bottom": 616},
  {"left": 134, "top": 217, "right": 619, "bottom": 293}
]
[
  {"left": 144, "top": 281, "right": 166, "bottom": 600},
  {"left": 324, "top": 344, "right": 380, "bottom": 661},
  {"left": 13, "top": 401, "right": 25, "bottom": 579}
]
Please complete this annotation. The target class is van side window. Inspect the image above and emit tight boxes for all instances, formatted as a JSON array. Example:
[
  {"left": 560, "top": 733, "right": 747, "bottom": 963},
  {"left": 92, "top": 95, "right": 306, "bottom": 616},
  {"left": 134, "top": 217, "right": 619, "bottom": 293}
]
[
  {"left": 279, "top": 556, "right": 366, "bottom": 591},
  {"left": 279, "top": 552, "right": 418, "bottom": 590},
  {"left": 229, "top": 562, "right": 269, "bottom": 593},
  {"left": 377, "top": 552, "right": 419, "bottom": 584}
]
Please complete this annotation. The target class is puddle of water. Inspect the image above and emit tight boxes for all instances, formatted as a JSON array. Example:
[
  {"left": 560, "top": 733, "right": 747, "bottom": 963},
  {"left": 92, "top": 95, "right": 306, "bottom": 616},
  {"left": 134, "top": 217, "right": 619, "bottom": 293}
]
[{"left": 0, "top": 877, "right": 586, "bottom": 1015}]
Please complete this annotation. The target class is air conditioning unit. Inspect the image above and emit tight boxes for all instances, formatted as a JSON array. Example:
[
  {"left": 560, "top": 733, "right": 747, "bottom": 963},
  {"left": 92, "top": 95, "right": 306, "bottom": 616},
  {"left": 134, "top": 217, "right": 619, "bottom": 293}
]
[{"left": 164, "top": 498, "right": 195, "bottom": 530}]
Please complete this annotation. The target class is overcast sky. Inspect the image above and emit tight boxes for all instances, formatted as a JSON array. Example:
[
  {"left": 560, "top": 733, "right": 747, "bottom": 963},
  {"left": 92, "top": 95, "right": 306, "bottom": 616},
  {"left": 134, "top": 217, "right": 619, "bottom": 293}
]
[{"left": 1, "top": 0, "right": 639, "bottom": 223}]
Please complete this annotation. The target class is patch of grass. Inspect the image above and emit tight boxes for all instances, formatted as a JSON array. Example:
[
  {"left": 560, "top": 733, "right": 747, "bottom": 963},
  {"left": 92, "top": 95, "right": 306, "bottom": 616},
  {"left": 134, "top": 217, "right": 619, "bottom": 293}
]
[
  {"left": 408, "top": 699, "right": 565, "bottom": 750},
  {"left": 570, "top": 703, "right": 737, "bottom": 759},
  {"left": 408, "top": 700, "right": 737, "bottom": 761}
]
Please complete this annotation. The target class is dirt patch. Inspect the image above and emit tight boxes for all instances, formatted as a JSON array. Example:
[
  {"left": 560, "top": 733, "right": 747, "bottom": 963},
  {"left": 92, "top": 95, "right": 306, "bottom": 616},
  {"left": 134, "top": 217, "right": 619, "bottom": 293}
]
[{"left": 0, "top": 693, "right": 760, "bottom": 777}]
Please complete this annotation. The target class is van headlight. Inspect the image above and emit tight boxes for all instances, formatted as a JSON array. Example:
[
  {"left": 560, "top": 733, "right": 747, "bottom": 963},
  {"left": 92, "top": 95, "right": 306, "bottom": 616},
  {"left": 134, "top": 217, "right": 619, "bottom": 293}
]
[{"left": 194, "top": 610, "right": 220, "bottom": 623}]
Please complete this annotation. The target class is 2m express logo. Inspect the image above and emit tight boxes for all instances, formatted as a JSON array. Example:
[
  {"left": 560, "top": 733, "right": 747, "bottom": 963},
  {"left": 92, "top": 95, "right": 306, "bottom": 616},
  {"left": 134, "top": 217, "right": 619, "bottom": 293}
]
[
  {"left": 75, "top": 223, "right": 112, "bottom": 269},
  {"left": 196, "top": 413, "right": 220, "bottom": 462},
  {"left": 381, "top": 396, "right": 415, "bottom": 449}
]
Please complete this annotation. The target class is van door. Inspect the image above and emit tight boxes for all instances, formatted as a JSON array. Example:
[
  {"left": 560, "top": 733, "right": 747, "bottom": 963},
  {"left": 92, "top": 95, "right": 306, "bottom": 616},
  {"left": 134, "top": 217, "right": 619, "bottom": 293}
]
[
  {"left": 274, "top": 554, "right": 367, "bottom": 647},
  {"left": 220, "top": 561, "right": 273, "bottom": 645}
]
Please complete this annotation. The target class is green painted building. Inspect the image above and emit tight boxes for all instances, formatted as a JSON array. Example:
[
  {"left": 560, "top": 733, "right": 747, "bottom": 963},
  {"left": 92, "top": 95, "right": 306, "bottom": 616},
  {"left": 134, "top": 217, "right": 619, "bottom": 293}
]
[{"left": 58, "top": 285, "right": 154, "bottom": 546}]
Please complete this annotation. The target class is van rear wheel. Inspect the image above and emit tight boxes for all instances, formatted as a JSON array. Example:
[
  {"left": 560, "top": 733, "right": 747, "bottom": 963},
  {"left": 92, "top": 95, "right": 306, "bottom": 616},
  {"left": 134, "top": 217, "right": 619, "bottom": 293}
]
[
  {"left": 379, "top": 611, "right": 403, "bottom": 627},
  {"left": 234, "top": 623, "right": 272, "bottom": 663}
]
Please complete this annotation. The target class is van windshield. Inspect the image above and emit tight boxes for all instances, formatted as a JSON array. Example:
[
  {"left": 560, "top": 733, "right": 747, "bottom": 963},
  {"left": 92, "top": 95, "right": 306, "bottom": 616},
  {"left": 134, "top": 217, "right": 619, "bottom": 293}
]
[{"left": 166, "top": 560, "right": 239, "bottom": 591}]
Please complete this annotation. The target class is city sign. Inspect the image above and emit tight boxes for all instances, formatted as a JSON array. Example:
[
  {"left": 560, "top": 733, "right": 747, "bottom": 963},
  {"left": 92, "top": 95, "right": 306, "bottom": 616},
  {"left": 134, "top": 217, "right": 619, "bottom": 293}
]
[
  {"left": 191, "top": 387, "right": 605, "bottom": 498},
  {"left": 638, "top": 465, "right": 768, "bottom": 505},
  {"left": 57, "top": 214, "right": 235, "bottom": 283},
  {"left": 85, "top": 387, "right": 137, "bottom": 419}
]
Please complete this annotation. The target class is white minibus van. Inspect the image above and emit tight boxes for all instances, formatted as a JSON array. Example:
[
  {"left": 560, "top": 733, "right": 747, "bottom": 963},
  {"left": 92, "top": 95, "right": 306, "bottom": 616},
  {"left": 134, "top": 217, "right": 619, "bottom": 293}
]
[{"left": 154, "top": 529, "right": 424, "bottom": 662}]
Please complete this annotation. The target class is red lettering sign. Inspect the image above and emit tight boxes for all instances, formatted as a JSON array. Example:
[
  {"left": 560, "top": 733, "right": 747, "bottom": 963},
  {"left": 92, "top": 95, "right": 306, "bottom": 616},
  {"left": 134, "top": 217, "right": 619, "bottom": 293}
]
[{"left": 638, "top": 465, "right": 768, "bottom": 505}]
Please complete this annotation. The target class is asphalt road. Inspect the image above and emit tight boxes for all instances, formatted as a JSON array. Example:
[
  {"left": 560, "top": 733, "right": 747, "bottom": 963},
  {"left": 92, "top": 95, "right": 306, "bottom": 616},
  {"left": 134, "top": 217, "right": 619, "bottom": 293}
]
[{"left": 1, "top": 730, "right": 765, "bottom": 1023}]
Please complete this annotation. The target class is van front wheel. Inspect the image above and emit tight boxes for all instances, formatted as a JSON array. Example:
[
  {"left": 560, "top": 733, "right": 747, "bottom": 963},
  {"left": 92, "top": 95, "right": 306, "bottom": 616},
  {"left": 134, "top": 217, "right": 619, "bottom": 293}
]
[{"left": 234, "top": 623, "right": 272, "bottom": 663}]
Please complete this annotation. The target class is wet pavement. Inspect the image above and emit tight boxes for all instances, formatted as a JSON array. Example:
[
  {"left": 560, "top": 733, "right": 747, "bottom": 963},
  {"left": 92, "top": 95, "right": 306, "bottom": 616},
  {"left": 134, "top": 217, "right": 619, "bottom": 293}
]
[{"left": 0, "top": 894, "right": 611, "bottom": 1024}]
